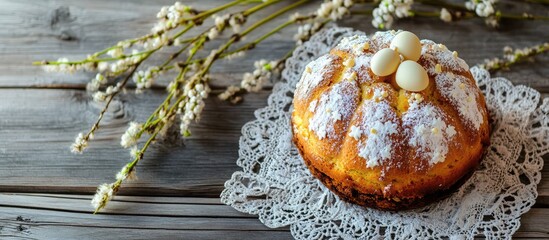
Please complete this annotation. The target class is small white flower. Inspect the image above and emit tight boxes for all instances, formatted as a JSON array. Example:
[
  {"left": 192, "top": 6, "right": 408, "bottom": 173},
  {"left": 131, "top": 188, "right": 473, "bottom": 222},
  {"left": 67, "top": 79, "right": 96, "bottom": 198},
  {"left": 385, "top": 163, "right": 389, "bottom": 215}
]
[
  {"left": 465, "top": 0, "right": 497, "bottom": 18},
  {"left": 315, "top": 0, "right": 353, "bottom": 20},
  {"left": 294, "top": 22, "right": 323, "bottom": 45},
  {"left": 208, "top": 28, "right": 219, "bottom": 40},
  {"left": 107, "top": 47, "right": 124, "bottom": 58},
  {"left": 173, "top": 38, "right": 182, "bottom": 46},
  {"left": 218, "top": 85, "right": 241, "bottom": 100},
  {"left": 213, "top": 14, "right": 230, "bottom": 30},
  {"left": 290, "top": 12, "right": 302, "bottom": 21},
  {"left": 130, "top": 146, "right": 140, "bottom": 159},
  {"left": 115, "top": 164, "right": 138, "bottom": 181},
  {"left": 87, "top": 82, "right": 100, "bottom": 92},
  {"left": 157, "top": 6, "right": 169, "bottom": 19},
  {"left": 70, "top": 132, "right": 88, "bottom": 154},
  {"left": 91, "top": 183, "right": 114, "bottom": 211},
  {"left": 485, "top": 15, "right": 499, "bottom": 28},
  {"left": 92, "top": 91, "right": 108, "bottom": 102},
  {"left": 43, "top": 64, "right": 60, "bottom": 72},
  {"left": 440, "top": 8, "right": 452, "bottom": 22},
  {"left": 372, "top": 0, "right": 413, "bottom": 29},
  {"left": 98, "top": 62, "right": 109, "bottom": 72},
  {"left": 229, "top": 14, "right": 245, "bottom": 33},
  {"left": 121, "top": 122, "right": 142, "bottom": 148}
]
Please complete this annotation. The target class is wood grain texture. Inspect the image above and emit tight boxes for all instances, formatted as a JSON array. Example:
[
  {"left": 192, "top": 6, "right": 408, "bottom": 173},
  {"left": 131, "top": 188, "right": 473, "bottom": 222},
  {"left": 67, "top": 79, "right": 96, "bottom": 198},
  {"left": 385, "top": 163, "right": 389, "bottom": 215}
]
[
  {"left": 0, "top": 193, "right": 546, "bottom": 239},
  {"left": 0, "top": 88, "right": 270, "bottom": 196},
  {"left": 0, "top": 0, "right": 547, "bottom": 89},
  {"left": 0, "top": 0, "right": 548, "bottom": 239}
]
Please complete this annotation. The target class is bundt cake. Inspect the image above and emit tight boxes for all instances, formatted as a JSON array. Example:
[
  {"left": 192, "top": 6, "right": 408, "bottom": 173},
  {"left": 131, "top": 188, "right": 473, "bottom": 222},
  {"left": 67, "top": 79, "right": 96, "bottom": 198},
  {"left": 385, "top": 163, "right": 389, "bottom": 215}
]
[{"left": 291, "top": 30, "right": 490, "bottom": 210}]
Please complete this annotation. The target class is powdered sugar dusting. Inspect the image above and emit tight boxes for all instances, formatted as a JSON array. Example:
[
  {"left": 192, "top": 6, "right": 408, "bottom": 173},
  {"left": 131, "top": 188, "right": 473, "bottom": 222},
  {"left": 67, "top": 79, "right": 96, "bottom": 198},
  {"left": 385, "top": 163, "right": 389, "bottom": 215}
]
[
  {"left": 403, "top": 104, "right": 457, "bottom": 165},
  {"left": 353, "top": 54, "right": 374, "bottom": 84},
  {"left": 335, "top": 35, "right": 369, "bottom": 53},
  {"left": 295, "top": 54, "right": 339, "bottom": 99},
  {"left": 370, "top": 30, "right": 397, "bottom": 52},
  {"left": 308, "top": 80, "right": 358, "bottom": 140},
  {"left": 356, "top": 101, "right": 399, "bottom": 168},
  {"left": 421, "top": 40, "right": 469, "bottom": 73},
  {"left": 308, "top": 99, "right": 318, "bottom": 112},
  {"left": 436, "top": 72, "right": 483, "bottom": 130}
]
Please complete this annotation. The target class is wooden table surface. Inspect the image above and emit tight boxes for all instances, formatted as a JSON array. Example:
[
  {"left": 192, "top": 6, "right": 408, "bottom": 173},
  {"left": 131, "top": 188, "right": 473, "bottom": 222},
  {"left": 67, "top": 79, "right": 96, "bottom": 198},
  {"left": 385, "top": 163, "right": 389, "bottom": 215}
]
[{"left": 0, "top": 0, "right": 548, "bottom": 239}]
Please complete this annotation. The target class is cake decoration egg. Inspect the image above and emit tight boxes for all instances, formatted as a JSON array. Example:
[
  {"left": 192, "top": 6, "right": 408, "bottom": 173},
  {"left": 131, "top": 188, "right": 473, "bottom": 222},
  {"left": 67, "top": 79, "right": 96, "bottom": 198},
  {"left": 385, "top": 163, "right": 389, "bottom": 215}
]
[
  {"left": 390, "top": 31, "right": 421, "bottom": 61},
  {"left": 370, "top": 48, "right": 400, "bottom": 77},
  {"left": 395, "top": 60, "right": 429, "bottom": 92}
]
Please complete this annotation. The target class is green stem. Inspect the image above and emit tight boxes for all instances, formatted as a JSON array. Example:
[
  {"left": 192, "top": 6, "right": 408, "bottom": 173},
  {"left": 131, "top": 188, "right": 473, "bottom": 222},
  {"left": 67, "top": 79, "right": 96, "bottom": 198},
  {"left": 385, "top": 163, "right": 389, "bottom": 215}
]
[
  {"left": 82, "top": 55, "right": 148, "bottom": 143},
  {"left": 94, "top": 128, "right": 159, "bottom": 214},
  {"left": 415, "top": 0, "right": 468, "bottom": 11},
  {"left": 499, "top": 13, "right": 549, "bottom": 20},
  {"left": 410, "top": 10, "right": 441, "bottom": 18},
  {"left": 242, "top": 0, "right": 283, "bottom": 16},
  {"left": 33, "top": 48, "right": 157, "bottom": 66},
  {"left": 352, "top": 9, "right": 549, "bottom": 21},
  {"left": 520, "top": 0, "right": 549, "bottom": 4},
  {"left": 240, "top": 0, "right": 309, "bottom": 37},
  {"left": 189, "top": 0, "right": 247, "bottom": 21},
  {"left": 223, "top": 19, "right": 297, "bottom": 57},
  {"left": 482, "top": 43, "right": 548, "bottom": 72},
  {"left": 171, "top": 23, "right": 196, "bottom": 40}
]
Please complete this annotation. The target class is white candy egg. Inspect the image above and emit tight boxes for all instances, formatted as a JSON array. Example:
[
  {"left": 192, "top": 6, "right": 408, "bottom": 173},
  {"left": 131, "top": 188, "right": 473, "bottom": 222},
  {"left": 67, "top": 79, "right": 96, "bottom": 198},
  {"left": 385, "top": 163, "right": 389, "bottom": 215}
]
[
  {"left": 395, "top": 60, "right": 429, "bottom": 92},
  {"left": 370, "top": 48, "right": 400, "bottom": 77},
  {"left": 390, "top": 31, "right": 421, "bottom": 61}
]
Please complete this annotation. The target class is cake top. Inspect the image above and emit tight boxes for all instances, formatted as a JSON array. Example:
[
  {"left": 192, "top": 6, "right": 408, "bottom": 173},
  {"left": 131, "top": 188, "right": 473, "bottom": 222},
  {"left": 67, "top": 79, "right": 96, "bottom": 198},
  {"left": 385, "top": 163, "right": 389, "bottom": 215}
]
[{"left": 294, "top": 30, "right": 486, "bottom": 168}]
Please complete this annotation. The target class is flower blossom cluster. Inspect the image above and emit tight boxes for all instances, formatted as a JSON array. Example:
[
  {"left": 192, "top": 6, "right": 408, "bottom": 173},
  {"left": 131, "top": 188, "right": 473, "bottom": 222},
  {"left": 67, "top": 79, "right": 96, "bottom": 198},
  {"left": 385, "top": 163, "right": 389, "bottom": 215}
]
[
  {"left": 91, "top": 183, "right": 114, "bottom": 212},
  {"left": 133, "top": 67, "right": 160, "bottom": 92},
  {"left": 70, "top": 133, "right": 89, "bottom": 154},
  {"left": 121, "top": 122, "right": 143, "bottom": 148},
  {"left": 218, "top": 86, "right": 241, "bottom": 102},
  {"left": 242, "top": 60, "right": 282, "bottom": 92},
  {"left": 207, "top": 13, "right": 247, "bottom": 42},
  {"left": 153, "top": 2, "right": 194, "bottom": 34},
  {"left": 42, "top": 58, "right": 95, "bottom": 73},
  {"left": 218, "top": 59, "right": 283, "bottom": 102},
  {"left": 179, "top": 81, "right": 210, "bottom": 136},
  {"left": 294, "top": 22, "right": 324, "bottom": 45},
  {"left": 115, "top": 164, "right": 138, "bottom": 182},
  {"left": 294, "top": 0, "right": 354, "bottom": 44},
  {"left": 480, "top": 43, "right": 549, "bottom": 71},
  {"left": 465, "top": 0, "right": 499, "bottom": 27},
  {"left": 465, "top": 0, "right": 496, "bottom": 17},
  {"left": 316, "top": 0, "right": 353, "bottom": 21},
  {"left": 87, "top": 73, "right": 106, "bottom": 92},
  {"left": 372, "top": 0, "right": 414, "bottom": 29},
  {"left": 92, "top": 81, "right": 124, "bottom": 103}
]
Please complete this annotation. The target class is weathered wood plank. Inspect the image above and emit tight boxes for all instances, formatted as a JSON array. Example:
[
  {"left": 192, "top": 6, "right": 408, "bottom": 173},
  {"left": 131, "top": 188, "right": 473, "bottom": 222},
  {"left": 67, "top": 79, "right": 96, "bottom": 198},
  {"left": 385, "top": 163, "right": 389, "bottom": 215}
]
[
  {"left": 0, "top": 229, "right": 291, "bottom": 240},
  {"left": 0, "top": 206, "right": 291, "bottom": 239},
  {"left": 0, "top": 88, "right": 270, "bottom": 196},
  {"left": 0, "top": 0, "right": 547, "bottom": 90},
  {"left": 0, "top": 0, "right": 313, "bottom": 88},
  {"left": 0, "top": 193, "right": 546, "bottom": 239},
  {"left": 0, "top": 193, "right": 248, "bottom": 217}
]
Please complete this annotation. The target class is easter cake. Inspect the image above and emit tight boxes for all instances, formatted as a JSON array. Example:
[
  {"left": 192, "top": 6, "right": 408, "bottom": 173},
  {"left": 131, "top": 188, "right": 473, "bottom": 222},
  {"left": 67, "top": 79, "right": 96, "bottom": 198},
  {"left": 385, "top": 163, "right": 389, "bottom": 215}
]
[{"left": 291, "top": 30, "right": 490, "bottom": 210}]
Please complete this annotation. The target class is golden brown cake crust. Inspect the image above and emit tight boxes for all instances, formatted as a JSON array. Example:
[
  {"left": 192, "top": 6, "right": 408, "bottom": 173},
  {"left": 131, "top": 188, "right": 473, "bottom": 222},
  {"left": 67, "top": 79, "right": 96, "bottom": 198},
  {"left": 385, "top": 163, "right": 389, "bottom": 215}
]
[{"left": 291, "top": 31, "right": 491, "bottom": 211}]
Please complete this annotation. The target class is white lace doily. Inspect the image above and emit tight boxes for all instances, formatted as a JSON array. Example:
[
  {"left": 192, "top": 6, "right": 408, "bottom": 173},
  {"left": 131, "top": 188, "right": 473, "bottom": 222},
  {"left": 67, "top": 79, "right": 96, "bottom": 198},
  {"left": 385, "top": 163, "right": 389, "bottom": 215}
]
[{"left": 220, "top": 27, "right": 548, "bottom": 239}]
